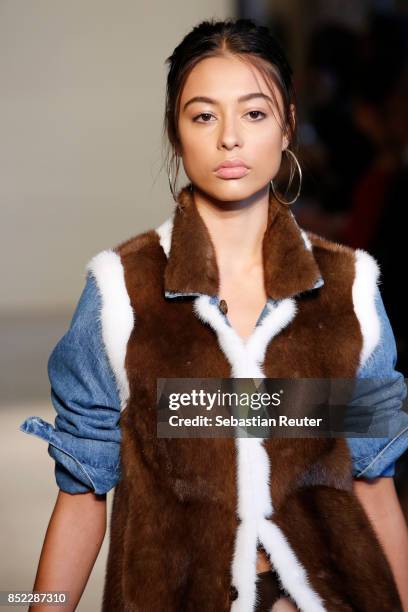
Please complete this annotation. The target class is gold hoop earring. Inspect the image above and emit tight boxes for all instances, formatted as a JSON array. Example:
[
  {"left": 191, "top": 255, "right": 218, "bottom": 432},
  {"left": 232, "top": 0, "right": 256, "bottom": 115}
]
[{"left": 270, "top": 148, "right": 302, "bottom": 206}]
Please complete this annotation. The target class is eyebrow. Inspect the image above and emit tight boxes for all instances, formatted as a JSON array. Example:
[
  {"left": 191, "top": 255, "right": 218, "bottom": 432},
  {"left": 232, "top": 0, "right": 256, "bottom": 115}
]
[{"left": 182, "top": 92, "right": 273, "bottom": 112}]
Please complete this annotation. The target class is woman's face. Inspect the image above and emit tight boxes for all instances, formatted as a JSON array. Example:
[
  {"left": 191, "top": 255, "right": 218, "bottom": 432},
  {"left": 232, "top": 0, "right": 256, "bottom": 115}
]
[{"left": 177, "top": 54, "right": 293, "bottom": 202}]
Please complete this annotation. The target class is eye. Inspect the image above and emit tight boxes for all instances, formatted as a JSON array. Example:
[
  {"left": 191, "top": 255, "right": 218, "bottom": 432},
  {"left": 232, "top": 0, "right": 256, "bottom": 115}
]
[
  {"left": 246, "top": 110, "right": 266, "bottom": 120},
  {"left": 192, "top": 112, "right": 215, "bottom": 123}
]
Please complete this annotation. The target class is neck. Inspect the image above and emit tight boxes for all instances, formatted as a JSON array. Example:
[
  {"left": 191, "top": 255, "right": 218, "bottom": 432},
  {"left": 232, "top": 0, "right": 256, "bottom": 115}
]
[{"left": 192, "top": 184, "right": 270, "bottom": 276}]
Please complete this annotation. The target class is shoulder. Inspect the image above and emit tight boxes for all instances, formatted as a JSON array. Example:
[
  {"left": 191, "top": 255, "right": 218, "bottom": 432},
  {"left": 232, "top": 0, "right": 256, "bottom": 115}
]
[
  {"left": 51, "top": 271, "right": 102, "bottom": 353},
  {"left": 356, "top": 283, "right": 398, "bottom": 375},
  {"left": 46, "top": 271, "right": 122, "bottom": 412},
  {"left": 305, "top": 230, "right": 381, "bottom": 300},
  {"left": 306, "top": 230, "right": 380, "bottom": 283},
  {"left": 304, "top": 236, "right": 408, "bottom": 478},
  {"left": 68, "top": 269, "right": 101, "bottom": 331},
  {"left": 84, "top": 214, "right": 173, "bottom": 318},
  {"left": 85, "top": 218, "right": 173, "bottom": 283},
  {"left": 80, "top": 219, "right": 171, "bottom": 408},
  {"left": 305, "top": 230, "right": 383, "bottom": 370}
]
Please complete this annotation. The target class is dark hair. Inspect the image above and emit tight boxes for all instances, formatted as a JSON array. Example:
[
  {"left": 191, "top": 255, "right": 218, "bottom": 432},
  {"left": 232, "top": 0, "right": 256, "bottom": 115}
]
[{"left": 162, "top": 18, "right": 298, "bottom": 199}]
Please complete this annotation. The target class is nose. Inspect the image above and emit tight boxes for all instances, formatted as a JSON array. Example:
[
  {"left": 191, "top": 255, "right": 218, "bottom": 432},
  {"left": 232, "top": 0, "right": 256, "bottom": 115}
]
[{"left": 217, "top": 115, "right": 243, "bottom": 150}]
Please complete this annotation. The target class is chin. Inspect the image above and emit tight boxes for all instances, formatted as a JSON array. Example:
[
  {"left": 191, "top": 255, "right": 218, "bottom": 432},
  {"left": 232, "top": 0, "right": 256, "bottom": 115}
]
[{"left": 208, "top": 179, "right": 266, "bottom": 202}]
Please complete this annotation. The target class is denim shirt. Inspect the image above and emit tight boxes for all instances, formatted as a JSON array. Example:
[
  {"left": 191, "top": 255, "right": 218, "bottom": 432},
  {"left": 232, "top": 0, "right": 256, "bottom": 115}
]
[{"left": 19, "top": 272, "right": 408, "bottom": 495}]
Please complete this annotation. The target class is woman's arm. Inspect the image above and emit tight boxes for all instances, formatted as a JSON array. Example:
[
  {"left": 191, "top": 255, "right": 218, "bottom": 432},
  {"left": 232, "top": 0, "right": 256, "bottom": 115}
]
[
  {"left": 353, "top": 476, "right": 408, "bottom": 611},
  {"left": 28, "top": 490, "right": 107, "bottom": 612}
]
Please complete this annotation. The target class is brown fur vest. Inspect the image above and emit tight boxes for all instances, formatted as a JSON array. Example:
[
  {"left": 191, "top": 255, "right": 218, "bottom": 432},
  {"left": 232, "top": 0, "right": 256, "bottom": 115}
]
[{"left": 86, "top": 186, "right": 402, "bottom": 611}]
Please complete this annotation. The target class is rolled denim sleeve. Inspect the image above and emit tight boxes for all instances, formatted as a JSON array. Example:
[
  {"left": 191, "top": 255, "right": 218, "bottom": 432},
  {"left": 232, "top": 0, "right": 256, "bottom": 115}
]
[
  {"left": 346, "top": 285, "right": 408, "bottom": 479},
  {"left": 19, "top": 271, "right": 122, "bottom": 494}
]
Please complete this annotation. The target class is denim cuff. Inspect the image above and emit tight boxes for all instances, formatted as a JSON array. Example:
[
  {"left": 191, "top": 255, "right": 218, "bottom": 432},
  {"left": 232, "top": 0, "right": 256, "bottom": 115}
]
[
  {"left": 19, "top": 416, "right": 121, "bottom": 494},
  {"left": 351, "top": 421, "right": 408, "bottom": 479}
]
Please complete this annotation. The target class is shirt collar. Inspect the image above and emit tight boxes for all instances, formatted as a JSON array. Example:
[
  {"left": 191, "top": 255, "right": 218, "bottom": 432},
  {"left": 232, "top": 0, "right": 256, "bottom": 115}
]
[{"left": 160, "top": 185, "right": 324, "bottom": 301}]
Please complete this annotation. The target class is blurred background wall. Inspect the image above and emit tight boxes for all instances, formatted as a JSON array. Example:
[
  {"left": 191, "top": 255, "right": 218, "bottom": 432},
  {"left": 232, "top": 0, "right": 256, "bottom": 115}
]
[
  {"left": 1, "top": 1, "right": 407, "bottom": 610},
  {"left": 0, "top": 0, "right": 234, "bottom": 404}
]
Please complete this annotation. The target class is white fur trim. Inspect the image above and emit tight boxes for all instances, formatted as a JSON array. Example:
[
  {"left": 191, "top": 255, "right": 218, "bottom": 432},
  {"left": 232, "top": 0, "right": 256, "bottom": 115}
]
[
  {"left": 155, "top": 215, "right": 174, "bottom": 258},
  {"left": 193, "top": 295, "right": 324, "bottom": 611},
  {"left": 259, "top": 520, "right": 326, "bottom": 611},
  {"left": 352, "top": 249, "right": 381, "bottom": 370},
  {"left": 86, "top": 250, "right": 134, "bottom": 412},
  {"left": 300, "top": 229, "right": 312, "bottom": 251}
]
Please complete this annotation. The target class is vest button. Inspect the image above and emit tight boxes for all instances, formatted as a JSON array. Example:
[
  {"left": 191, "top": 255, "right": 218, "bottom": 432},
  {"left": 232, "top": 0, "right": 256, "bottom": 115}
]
[
  {"left": 219, "top": 299, "right": 228, "bottom": 315},
  {"left": 229, "top": 585, "right": 238, "bottom": 601}
]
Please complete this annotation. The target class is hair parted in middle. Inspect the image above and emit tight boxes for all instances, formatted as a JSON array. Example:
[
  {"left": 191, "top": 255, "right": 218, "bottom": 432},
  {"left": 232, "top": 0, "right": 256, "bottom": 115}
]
[{"left": 161, "top": 18, "right": 298, "bottom": 201}]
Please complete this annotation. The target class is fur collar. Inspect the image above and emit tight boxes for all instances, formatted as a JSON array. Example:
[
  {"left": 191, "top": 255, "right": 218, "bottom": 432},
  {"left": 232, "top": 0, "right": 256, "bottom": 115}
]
[{"left": 163, "top": 185, "right": 324, "bottom": 300}]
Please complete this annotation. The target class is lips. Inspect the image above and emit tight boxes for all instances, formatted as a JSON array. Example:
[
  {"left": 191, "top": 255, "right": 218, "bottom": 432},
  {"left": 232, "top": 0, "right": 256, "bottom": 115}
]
[
  {"left": 215, "top": 166, "right": 250, "bottom": 179},
  {"left": 214, "top": 158, "right": 250, "bottom": 180},
  {"left": 214, "top": 158, "right": 249, "bottom": 171}
]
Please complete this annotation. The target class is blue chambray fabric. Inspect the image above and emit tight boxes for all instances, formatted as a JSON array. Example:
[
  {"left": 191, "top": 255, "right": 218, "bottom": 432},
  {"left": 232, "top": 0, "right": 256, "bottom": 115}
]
[
  {"left": 19, "top": 273, "right": 408, "bottom": 494},
  {"left": 19, "top": 272, "right": 122, "bottom": 494},
  {"left": 345, "top": 287, "right": 408, "bottom": 478}
]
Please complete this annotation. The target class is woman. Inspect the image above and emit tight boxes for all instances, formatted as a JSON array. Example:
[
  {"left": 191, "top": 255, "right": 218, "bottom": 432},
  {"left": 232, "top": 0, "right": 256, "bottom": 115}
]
[{"left": 20, "top": 18, "right": 408, "bottom": 611}]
